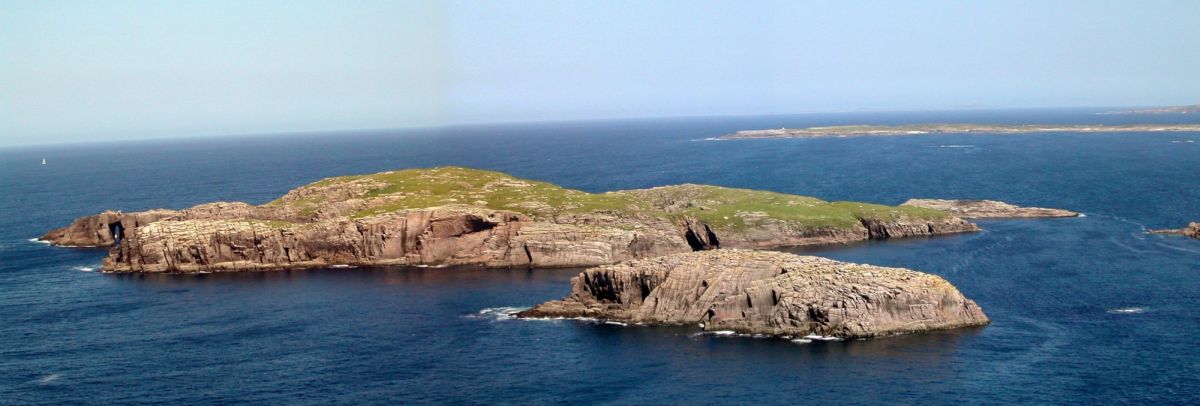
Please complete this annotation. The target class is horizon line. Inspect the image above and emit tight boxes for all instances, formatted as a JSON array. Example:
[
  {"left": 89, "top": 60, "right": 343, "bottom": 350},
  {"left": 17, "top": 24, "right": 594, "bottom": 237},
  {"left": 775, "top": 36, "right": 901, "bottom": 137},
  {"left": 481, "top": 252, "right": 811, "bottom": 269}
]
[{"left": 0, "top": 103, "right": 1187, "bottom": 150}]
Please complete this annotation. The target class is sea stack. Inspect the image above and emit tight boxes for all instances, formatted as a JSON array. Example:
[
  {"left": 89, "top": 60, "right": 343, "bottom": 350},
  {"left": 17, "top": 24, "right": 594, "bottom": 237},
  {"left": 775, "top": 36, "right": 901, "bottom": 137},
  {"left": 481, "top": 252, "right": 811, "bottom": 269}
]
[{"left": 518, "top": 249, "right": 989, "bottom": 339}]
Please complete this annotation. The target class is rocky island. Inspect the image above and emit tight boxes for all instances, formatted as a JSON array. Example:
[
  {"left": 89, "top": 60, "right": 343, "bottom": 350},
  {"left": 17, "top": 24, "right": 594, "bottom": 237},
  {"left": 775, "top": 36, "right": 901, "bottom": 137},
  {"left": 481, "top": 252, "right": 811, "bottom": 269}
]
[
  {"left": 1100, "top": 104, "right": 1200, "bottom": 115},
  {"left": 1148, "top": 222, "right": 1200, "bottom": 240},
  {"left": 901, "top": 199, "right": 1079, "bottom": 218},
  {"left": 42, "top": 167, "right": 978, "bottom": 273},
  {"left": 517, "top": 250, "right": 989, "bottom": 339},
  {"left": 718, "top": 123, "right": 1200, "bottom": 140}
]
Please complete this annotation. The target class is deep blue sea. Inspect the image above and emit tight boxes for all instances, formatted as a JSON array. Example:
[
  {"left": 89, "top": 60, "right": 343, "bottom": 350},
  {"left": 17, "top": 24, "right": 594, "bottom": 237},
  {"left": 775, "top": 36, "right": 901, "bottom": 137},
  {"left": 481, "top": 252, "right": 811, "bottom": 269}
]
[{"left": 2, "top": 108, "right": 1198, "bottom": 404}]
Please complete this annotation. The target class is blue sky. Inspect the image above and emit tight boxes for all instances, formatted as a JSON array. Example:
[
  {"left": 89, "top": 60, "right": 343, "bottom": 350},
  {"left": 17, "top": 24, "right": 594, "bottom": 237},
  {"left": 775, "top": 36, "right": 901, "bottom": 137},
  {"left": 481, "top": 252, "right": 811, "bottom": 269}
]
[{"left": 2, "top": 0, "right": 1198, "bottom": 146}]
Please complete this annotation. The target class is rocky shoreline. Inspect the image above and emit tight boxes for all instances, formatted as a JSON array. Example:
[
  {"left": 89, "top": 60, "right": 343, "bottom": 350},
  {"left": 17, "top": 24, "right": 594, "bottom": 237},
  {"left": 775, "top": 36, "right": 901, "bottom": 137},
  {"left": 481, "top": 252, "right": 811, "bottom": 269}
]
[
  {"left": 42, "top": 167, "right": 979, "bottom": 273},
  {"left": 901, "top": 199, "right": 1079, "bottom": 218},
  {"left": 517, "top": 250, "right": 989, "bottom": 339}
]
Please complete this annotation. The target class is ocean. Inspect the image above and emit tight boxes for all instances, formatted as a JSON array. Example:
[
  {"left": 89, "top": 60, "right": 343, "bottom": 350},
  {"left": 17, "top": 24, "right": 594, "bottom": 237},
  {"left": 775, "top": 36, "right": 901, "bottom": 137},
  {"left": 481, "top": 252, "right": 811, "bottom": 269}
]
[{"left": 1, "top": 108, "right": 1198, "bottom": 404}]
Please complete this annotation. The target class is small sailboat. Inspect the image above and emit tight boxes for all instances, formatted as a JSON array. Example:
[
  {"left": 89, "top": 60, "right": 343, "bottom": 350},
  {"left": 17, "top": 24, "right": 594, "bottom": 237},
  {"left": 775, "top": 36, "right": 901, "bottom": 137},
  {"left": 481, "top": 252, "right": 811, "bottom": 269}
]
[{"left": 42, "top": 158, "right": 46, "bottom": 165}]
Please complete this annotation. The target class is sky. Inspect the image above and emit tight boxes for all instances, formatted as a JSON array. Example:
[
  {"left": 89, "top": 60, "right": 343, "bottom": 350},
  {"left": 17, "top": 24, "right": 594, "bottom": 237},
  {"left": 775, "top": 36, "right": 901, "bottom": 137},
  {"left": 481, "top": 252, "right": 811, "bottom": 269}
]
[{"left": 2, "top": 0, "right": 1199, "bottom": 146}]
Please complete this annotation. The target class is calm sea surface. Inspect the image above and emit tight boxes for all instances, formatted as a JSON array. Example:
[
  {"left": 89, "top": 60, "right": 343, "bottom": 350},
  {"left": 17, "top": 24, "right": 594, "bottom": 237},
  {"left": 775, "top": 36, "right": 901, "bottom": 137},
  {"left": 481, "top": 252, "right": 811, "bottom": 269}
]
[{"left": 1, "top": 109, "right": 1198, "bottom": 404}]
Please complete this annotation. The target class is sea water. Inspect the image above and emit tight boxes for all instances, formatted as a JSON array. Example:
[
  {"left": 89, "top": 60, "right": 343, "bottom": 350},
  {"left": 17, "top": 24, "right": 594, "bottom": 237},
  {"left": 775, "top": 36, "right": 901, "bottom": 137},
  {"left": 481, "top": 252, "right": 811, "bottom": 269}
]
[{"left": 1, "top": 108, "right": 1197, "bottom": 404}]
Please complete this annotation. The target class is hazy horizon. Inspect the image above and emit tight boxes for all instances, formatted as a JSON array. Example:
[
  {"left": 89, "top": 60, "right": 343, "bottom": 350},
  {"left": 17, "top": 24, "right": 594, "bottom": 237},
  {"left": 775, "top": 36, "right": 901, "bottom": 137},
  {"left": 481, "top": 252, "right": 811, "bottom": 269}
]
[{"left": 3, "top": 0, "right": 1199, "bottom": 147}]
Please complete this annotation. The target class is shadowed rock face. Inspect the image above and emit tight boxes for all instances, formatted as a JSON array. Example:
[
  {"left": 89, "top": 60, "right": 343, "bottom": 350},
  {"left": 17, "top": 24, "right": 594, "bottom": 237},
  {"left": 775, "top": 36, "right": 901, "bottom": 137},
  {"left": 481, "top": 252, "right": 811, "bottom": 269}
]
[
  {"left": 518, "top": 250, "right": 989, "bottom": 339},
  {"left": 41, "top": 167, "right": 979, "bottom": 273},
  {"left": 902, "top": 199, "right": 1079, "bottom": 219}
]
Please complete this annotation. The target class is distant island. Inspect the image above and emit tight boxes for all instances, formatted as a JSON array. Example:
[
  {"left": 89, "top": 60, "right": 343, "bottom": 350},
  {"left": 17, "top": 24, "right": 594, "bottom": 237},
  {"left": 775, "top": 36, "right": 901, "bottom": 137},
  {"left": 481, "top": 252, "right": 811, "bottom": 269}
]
[
  {"left": 718, "top": 123, "right": 1200, "bottom": 139},
  {"left": 42, "top": 167, "right": 982, "bottom": 273},
  {"left": 1100, "top": 104, "right": 1200, "bottom": 115}
]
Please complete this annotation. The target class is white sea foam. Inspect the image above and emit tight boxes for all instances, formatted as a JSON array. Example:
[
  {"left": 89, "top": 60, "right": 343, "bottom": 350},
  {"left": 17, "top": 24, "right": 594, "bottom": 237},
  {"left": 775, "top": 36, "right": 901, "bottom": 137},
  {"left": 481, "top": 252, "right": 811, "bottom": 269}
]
[
  {"left": 1107, "top": 307, "right": 1147, "bottom": 314},
  {"left": 329, "top": 264, "right": 357, "bottom": 269},
  {"left": 803, "top": 333, "right": 844, "bottom": 341},
  {"left": 604, "top": 321, "right": 628, "bottom": 327},
  {"left": 468, "top": 307, "right": 527, "bottom": 321},
  {"left": 712, "top": 330, "right": 737, "bottom": 336},
  {"left": 72, "top": 266, "right": 96, "bottom": 272},
  {"left": 791, "top": 338, "right": 813, "bottom": 344},
  {"left": 29, "top": 238, "right": 52, "bottom": 245}
]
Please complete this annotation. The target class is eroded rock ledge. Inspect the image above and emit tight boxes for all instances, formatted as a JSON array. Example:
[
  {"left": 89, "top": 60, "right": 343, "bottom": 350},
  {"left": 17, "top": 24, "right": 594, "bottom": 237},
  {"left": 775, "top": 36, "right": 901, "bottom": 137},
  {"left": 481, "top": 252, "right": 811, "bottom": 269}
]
[
  {"left": 42, "top": 167, "right": 979, "bottom": 273},
  {"left": 517, "top": 250, "right": 989, "bottom": 339},
  {"left": 1149, "top": 222, "right": 1200, "bottom": 240},
  {"left": 901, "top": 199, "right": 1079, "bottom": 219}
]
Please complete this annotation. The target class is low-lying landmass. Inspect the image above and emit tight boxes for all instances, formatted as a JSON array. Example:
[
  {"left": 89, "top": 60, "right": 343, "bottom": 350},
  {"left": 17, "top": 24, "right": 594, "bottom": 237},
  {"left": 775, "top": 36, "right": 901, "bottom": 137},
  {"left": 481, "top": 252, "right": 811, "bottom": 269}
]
[
  {"left": 902, "top": 199, "right": 1079, "bottom": 218},
  {"left": 1100, "top": 104, "right": 1200, "bottom": 115},
  {"left": 1148, "top": 222, "right": 1200, "bottom": 240},
  {"left": 718, "top": 123, "right": 1200, "bottom": 139},
  {"left": 517, "top": 249, "right": 989, "bottom": 339},
  {"left": 42, "top": 167, "right": 978, "bottom": 273}
]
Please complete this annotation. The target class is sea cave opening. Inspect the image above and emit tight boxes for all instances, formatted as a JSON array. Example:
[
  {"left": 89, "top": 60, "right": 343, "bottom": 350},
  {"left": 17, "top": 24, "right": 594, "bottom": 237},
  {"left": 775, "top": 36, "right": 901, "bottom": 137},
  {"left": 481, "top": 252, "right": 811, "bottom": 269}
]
[{"left": 108, "top": 222, "right": 125, "bottom": 245}]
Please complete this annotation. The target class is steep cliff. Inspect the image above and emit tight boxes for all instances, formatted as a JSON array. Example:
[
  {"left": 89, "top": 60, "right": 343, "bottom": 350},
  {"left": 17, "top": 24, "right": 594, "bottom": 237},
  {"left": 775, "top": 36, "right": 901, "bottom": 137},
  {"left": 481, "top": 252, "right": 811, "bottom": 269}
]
[
  {"left": 518, "top": 250, "right": 990, "bottom": 339},
  {"left": 43, "top": 167, "right": 979, "bottom": 273}
]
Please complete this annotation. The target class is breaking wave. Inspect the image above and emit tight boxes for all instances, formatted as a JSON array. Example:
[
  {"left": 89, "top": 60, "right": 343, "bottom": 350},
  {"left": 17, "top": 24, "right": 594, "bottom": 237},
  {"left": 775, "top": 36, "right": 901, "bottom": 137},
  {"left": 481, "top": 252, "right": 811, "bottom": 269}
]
[
  {"left": 1104, "top": 306, "right": 1142, "bottom": 314},
  {"left": 466, "top": 307, "right": 527, "bottom": 321},
  {"left": 36, "top": 374, "right": 61, "bottom": 385}
]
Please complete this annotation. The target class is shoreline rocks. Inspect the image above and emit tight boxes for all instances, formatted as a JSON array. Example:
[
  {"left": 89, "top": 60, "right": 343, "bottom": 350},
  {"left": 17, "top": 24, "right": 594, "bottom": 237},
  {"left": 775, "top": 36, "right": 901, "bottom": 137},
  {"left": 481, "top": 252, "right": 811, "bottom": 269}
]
[
  {"left": 901, "top": 199, "right": 1079, "bottom": 219},
  {"left": 517, "top": 250, "right": 989, "bottom": 339}
]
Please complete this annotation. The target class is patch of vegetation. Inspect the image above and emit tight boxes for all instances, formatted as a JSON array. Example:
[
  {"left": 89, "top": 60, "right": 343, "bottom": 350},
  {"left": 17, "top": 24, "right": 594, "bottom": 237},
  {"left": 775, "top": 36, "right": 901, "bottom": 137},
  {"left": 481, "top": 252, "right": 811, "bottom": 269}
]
[{"left": 271, "top": 166, "right": 951, "bottom": 229}]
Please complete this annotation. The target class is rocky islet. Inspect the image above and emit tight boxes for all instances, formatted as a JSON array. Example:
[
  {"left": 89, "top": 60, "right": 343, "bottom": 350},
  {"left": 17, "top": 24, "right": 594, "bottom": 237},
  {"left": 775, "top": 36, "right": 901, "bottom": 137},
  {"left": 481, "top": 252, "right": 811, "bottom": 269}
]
[
  {"left": 517, "top": 249, "right": 990, "bottom": 339},
  {"left": 42, "top": 167, "right": 978, "bottom": 273}
]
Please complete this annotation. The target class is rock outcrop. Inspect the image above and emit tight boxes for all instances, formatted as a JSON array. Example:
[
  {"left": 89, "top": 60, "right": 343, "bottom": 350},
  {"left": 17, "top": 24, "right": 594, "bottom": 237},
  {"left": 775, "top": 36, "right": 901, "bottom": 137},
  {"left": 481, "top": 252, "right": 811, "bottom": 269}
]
[
  {"left": 1149, "top": 222, "right": 1200, "bottom": 240},
  {"left": 517, "top": 250, "right": 989, "bottom": 339},
  {"left": 43, "top": 167, "right": 980, "bottom": 273},
  {"left": 901, "top": 199, "right": 1079, "bottom": 218}
]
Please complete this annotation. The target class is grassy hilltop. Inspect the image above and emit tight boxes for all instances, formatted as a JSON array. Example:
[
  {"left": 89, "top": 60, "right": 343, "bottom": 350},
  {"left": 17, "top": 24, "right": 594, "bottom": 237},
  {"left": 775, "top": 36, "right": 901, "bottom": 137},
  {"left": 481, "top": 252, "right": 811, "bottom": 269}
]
[{"left": 268, "top": 167, "right": 948, "bottom": 230}]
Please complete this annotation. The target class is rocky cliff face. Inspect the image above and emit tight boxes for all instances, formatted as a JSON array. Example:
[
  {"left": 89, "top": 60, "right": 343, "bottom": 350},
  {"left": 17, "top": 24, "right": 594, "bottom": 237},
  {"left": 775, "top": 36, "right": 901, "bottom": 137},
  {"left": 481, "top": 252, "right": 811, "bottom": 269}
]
[
  {"left": 902, "top": 199, "right": 1079, "bottom": 218},
  {"left": 42, "top": 167, "right": 980, "bottom": 273},
  {"left": 517, "top": 250, "right": 989, "bottom": 339},
  {"left": 99, "top": 206, "right": 691, "bottom": 273}
]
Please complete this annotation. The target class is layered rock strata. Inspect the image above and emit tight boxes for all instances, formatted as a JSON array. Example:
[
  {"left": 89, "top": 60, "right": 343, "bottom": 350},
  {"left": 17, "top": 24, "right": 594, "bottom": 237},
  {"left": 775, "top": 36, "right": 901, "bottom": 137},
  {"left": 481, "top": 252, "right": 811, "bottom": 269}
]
[
  {"left": 42, "top": 167, "right": 979, "bottom": 273},
  {"left": 901, "top": 199, "right": 1079, "bottom": 218},
  {"left": 517, "top": 250, "right": 989, "bottom": 339}
]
